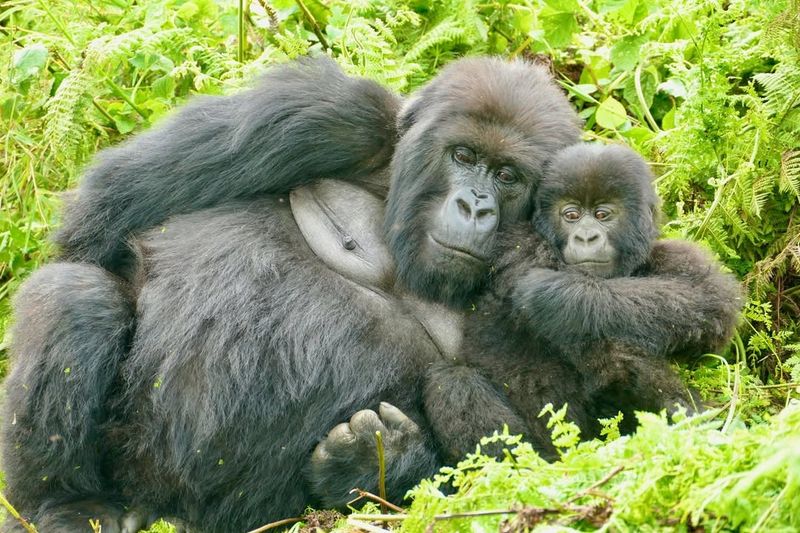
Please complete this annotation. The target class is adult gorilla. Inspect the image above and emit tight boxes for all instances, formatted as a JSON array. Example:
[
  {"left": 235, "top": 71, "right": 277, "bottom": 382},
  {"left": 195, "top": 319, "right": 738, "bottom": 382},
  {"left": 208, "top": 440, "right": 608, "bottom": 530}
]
[
  {"left": 417, "top": 144, "right": 741, "bottom": 462},
  {"left": 4, "top": 57, "right": 581, "bottom": 532},
  {"left": 4, "top": 58, "right": 733, "bottom": 532}
]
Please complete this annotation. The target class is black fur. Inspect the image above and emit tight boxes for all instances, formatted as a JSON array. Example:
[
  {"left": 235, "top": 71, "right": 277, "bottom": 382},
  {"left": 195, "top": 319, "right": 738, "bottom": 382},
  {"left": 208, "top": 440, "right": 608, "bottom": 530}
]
[
  {"left": 423, "top": 144, "right": 743, "bottom": 461},
  {"left": 56, "top": 57, "right": 401, "bottom": 277},
  {"left": 3, "top": 264, "right": 133, "bottom": 513},
  {"left": 4, "top": 58, "right": 583, "bottom": 531}
]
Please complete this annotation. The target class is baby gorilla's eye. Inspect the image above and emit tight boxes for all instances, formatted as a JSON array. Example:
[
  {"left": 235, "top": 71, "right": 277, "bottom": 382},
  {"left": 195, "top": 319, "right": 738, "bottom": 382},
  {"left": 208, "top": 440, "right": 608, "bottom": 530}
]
[
  {"left": 594, "top": 208, "right": 612, "bottom": 221},
  {"left": 496, "top": 168, "right": 517, "bottom": 184},
  {"left": 453, "top": 147, "right": 477, "bottom": 165},
  {"left": 562, "top": 207, "right": 581, "bottom": 221}
]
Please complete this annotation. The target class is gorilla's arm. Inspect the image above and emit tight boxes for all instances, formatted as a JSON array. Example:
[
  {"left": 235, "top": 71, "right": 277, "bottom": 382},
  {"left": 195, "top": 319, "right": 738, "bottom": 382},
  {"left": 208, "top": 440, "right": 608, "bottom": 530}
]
[
  {"left": 57, "top": 58, "right": 400, "bottom": 274},
  {"left": 511, "top": 240, "right": 742, "bottom": 359},
  {"left": 423, "top": 361, "right": 529, "bottom": 463}
]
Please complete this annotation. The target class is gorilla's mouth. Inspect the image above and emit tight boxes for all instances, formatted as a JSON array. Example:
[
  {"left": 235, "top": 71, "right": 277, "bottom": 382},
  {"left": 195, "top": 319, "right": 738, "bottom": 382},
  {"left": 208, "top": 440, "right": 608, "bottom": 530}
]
[
  {"left": 428, "top": 234, "right": 487, "bottom": 262},
  {"left": 569, "top": 260, "right": 611, "bottom": 266}
]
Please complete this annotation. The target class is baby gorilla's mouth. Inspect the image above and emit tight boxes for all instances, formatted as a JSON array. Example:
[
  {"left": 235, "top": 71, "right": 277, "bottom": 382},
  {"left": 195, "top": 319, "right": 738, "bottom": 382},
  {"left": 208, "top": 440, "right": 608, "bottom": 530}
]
[{"left": 428, "top": 234, "right": 487, "bottom": 262}]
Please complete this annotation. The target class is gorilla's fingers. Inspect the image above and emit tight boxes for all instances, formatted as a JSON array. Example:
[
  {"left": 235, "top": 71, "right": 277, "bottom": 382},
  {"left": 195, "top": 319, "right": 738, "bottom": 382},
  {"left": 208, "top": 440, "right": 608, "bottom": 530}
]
[
  {"left": 379, "top": 402, "right": 419, "bottom": 435},
  {"left": 326, "top": 423, "right": 357, "bottom": 450},
  {"left": 349, "top": 409, "right": 386, "bottom": 439}
]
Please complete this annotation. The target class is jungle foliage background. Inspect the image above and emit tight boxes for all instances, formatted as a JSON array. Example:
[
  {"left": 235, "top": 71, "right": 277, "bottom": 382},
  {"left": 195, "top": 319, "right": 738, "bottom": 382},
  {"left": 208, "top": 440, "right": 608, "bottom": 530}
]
[{"left": 1, "top": 0, "right": 799, "bottom": 531}]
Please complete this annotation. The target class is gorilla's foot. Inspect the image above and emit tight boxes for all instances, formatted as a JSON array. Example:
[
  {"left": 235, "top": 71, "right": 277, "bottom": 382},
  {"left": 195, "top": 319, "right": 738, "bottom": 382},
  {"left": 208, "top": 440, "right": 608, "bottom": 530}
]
[
  {"left": 12, "top": 501, "right": 153, "bottom": 533},
  {"left": 307, "top": 402, "right": 438, "bottom": 508}
]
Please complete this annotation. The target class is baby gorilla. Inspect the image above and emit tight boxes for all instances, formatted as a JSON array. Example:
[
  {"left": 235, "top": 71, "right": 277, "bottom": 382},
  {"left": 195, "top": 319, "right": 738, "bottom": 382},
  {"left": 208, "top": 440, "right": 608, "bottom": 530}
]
[{"left": 422, "top": 143, "right": 739, "bottom": 461}]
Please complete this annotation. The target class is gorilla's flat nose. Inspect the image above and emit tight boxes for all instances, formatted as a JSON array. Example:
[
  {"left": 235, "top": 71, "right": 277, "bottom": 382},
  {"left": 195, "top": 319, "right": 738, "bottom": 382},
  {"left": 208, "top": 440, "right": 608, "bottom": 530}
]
[
  {"left": 447, "top": 188, "right": 498, "bottom": 233},
  {"left": 572, "top": 228, "right": 601, "bottom": 246}
]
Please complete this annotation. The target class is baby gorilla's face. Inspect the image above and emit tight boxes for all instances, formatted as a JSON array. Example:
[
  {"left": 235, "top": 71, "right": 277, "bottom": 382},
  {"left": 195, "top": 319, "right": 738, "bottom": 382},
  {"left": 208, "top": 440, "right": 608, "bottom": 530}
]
[
  {"left": 556, "top": 197, "right": 622, "bottom": 278},
  {"left": 534, "top": 143, "right": 660, "bottom": 279}
]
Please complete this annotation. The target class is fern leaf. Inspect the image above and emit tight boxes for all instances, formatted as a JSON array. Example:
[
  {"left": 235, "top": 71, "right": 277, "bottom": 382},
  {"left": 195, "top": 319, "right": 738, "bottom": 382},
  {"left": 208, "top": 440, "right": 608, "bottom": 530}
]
[{"left": 780, "top": 150, "right": 800, "bottom": 200}]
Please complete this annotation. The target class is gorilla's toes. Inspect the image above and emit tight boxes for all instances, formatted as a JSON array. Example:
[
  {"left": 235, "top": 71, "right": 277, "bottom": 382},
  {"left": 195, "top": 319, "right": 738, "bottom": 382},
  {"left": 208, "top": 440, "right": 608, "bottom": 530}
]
[{"left": 306, "top": 403, "right": 429, "bottom": 507}]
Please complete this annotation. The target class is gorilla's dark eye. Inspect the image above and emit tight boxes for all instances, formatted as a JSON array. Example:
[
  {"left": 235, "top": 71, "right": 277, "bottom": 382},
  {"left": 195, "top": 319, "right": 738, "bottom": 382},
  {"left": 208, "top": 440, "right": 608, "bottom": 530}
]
[
  {"left": 562, "top": 207, "right": 581, "bottom": 222},
  {"left": 594, "top": 208, "right": 612, "bottom": 221},
  {"left": 496, "top": 168, "right": 517, "bottom": 184},
  {"left": 453, "top": 147, "right": 477, "bottom": 165}
]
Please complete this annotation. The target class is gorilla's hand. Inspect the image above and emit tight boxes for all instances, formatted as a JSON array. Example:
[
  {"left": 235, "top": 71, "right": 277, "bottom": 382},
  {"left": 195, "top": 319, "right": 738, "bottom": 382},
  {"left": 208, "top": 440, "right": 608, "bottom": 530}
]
[
  {"left": 306, "top": 403, "right": 439, "bottom": 508},
  {"left": 512, "top": 251, "right": 741, "bottom": 359}
]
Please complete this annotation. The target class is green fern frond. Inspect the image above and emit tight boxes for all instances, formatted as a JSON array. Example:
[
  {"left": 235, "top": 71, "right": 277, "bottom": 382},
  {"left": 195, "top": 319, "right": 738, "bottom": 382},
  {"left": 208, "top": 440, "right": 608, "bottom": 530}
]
[
  {"left": 719, "top": 203, "right": 752, "bottom": 241},
  {"left": 750, "top": 172, "right": 775, "bottom": 217},
  {"left": 780, "top": 150, "right": 800, "bottom": 200},
  {"left": 83, "top": 28, "right": 194, "bottom": 73},
  {"left": 404, "top": 18, "right": 468, "bottom": 62},
  {"left": 43, "top": 71, "right": 93, "bottom": 163},
  {"left": 754, "top": 70, "right": 800, "bottom": 120}
]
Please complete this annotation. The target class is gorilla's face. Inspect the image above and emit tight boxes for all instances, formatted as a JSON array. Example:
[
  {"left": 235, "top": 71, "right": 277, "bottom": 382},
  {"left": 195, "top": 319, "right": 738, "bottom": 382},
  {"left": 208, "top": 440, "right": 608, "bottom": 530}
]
[
  {"left": 384, "top": 57, "right": 582, "bottom": 305},
  {"left": 535, "top": 143, "right": 660, "bottom": 279}
]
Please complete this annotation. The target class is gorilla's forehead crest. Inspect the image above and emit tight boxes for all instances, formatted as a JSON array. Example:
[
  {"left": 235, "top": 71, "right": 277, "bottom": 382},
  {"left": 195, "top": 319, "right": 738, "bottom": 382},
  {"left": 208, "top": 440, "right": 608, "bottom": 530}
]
[{"left": 400, "top": 56, "right": 581, "bottom": 158}]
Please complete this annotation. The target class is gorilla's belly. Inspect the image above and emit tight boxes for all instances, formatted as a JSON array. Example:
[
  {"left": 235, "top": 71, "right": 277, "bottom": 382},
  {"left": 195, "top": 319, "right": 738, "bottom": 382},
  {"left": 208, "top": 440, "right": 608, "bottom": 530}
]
[{"left": 291, "top": 179, "right": 463, "bottom": 358}]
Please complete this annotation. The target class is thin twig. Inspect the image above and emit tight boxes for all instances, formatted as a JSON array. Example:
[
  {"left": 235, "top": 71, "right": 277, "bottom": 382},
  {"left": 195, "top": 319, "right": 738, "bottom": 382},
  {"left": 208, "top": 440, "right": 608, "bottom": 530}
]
[
  {"left": 722, "top": 332, "right": 745, "bottom": 433},
  {"left": 92, "top": 97, "right": 115, "bottom": 125},
  {"left": 238, "top": 0, "right": 246, "bottom": 62},
  {"left": 246, "top": 516, "right": 302, "bottom": 533},
  {"left": 348, "top": 513, "right": 407, "bottom": 521},
  {"left": 435, "top": 509, "right": 522, "bottom": 521},
  {"left": 566, "top": 465, "right": 625, "bottom": 504},
  {"left": 347, "top": 518, "right": 392, "bottom": 533},
  {"left": 755, "top": 382, "right": 800, "bottom": 389},
  {"left": 635, "top": 62, "right": 661, "bottom": 132},
  {"left": 375, "top": 430, "right": 387, "bottom": 514},
  {"left": 0, "top": 493, "right": 36, "bottom": 533},
  {"left": 348, "top": 488, "right": 405, "bottom": 513},
  {"left": 295, "top": 0, "right": 329, "bottom": 50}
]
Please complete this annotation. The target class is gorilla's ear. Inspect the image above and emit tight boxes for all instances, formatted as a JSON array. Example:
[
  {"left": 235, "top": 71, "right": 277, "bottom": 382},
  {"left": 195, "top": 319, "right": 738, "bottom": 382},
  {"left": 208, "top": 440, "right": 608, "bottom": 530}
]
[{"left": 397, "top": 96, "right": 425, "bottom": 135}]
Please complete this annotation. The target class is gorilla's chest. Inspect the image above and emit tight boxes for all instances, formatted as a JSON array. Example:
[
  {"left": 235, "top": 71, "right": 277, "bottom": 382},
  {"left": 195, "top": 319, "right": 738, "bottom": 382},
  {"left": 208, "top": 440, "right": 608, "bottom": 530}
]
[{"left": 291, "top": 179, "right": 463, "bottom": 358}]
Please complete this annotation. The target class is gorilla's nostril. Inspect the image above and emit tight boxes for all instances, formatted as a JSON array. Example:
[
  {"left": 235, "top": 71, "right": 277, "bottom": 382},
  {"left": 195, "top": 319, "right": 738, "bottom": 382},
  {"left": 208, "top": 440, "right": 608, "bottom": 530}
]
[
  {"left": 574, "top": 231, "right": 601, "bottom": 245},
  {"left": 471, "top": 188, "right": 490, "bottom": 200},
  {"left": 476, "top": 208, "right": 495, "bottom": 220},
  {"left": 456, "top": 198, "right": 472, "bottom": 219}
]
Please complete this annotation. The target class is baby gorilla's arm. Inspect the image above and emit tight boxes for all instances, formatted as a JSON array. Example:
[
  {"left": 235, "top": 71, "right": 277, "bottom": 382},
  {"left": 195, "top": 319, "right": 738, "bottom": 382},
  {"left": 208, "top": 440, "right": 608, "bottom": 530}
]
[{"left": 512, "top": 240, "right": 742, "bottom": 360}]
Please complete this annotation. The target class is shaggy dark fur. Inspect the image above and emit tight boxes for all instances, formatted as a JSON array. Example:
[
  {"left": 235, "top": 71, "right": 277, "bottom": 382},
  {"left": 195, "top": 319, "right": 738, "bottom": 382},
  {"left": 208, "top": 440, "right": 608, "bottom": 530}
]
[
  {"left": 55, "top": 58, "right": 401, "bottom": 277},
  {"left": 423, "top": 144, "right": 743, "bottom": 461},
  {"left": 4, "top": 58, "right": 583, "bottom": 531}
]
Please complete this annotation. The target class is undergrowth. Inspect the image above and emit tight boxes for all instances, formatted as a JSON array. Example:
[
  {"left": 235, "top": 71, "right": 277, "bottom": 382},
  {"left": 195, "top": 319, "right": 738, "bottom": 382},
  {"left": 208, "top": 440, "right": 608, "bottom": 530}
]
[{"left": 1, "top": 0, "right": 799, "bottom": 530}]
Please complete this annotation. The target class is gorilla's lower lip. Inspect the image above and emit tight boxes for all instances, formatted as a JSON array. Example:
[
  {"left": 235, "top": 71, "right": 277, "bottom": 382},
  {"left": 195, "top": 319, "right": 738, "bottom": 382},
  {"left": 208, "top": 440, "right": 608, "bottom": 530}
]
[{"left": 428, "top": 235, "right": 487, "bottom": 262}]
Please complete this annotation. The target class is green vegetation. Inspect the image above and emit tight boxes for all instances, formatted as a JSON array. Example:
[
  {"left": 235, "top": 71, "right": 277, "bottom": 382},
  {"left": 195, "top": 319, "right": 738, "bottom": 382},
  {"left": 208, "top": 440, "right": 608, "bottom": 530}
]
[{"left": 1, "top": 0, "right": 799, "bottom": 530}]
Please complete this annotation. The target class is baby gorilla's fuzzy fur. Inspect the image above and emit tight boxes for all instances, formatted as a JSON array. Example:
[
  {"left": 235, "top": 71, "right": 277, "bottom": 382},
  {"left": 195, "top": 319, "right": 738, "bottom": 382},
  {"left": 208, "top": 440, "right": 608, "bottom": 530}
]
[{"left": 424, "top": 144, "right": 742, "bottom": 461}]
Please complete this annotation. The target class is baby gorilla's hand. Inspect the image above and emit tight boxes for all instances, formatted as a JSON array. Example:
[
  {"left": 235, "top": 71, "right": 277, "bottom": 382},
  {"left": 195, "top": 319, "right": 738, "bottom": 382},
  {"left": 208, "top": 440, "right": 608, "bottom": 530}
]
[{"left": 306, "top": 402, "right": 437, "bottom": 508}]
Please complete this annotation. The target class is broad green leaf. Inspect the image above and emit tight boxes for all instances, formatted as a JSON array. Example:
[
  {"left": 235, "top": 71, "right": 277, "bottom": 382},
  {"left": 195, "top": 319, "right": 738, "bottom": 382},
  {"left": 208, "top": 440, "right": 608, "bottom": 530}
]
[
  {"left": 113, "top": 114, "right": 137, "bottom": 134},
  {"left": 596, "top": 96, "right": 628, "bottom": 129},
  {"left": 662, "top": 106, "right": 676, "bottom": 129},
  {"left": 11, "top": 44, "right": 48, "bottom": 87},
  {"left": 151, "top": 76, "right": 176, "bottom": 99},
  {"left": 611, "top": 35, "right": 646, "bottom": 72},
  {"left": 542, "top": 12, "right": 578, "bottom": 48}
]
